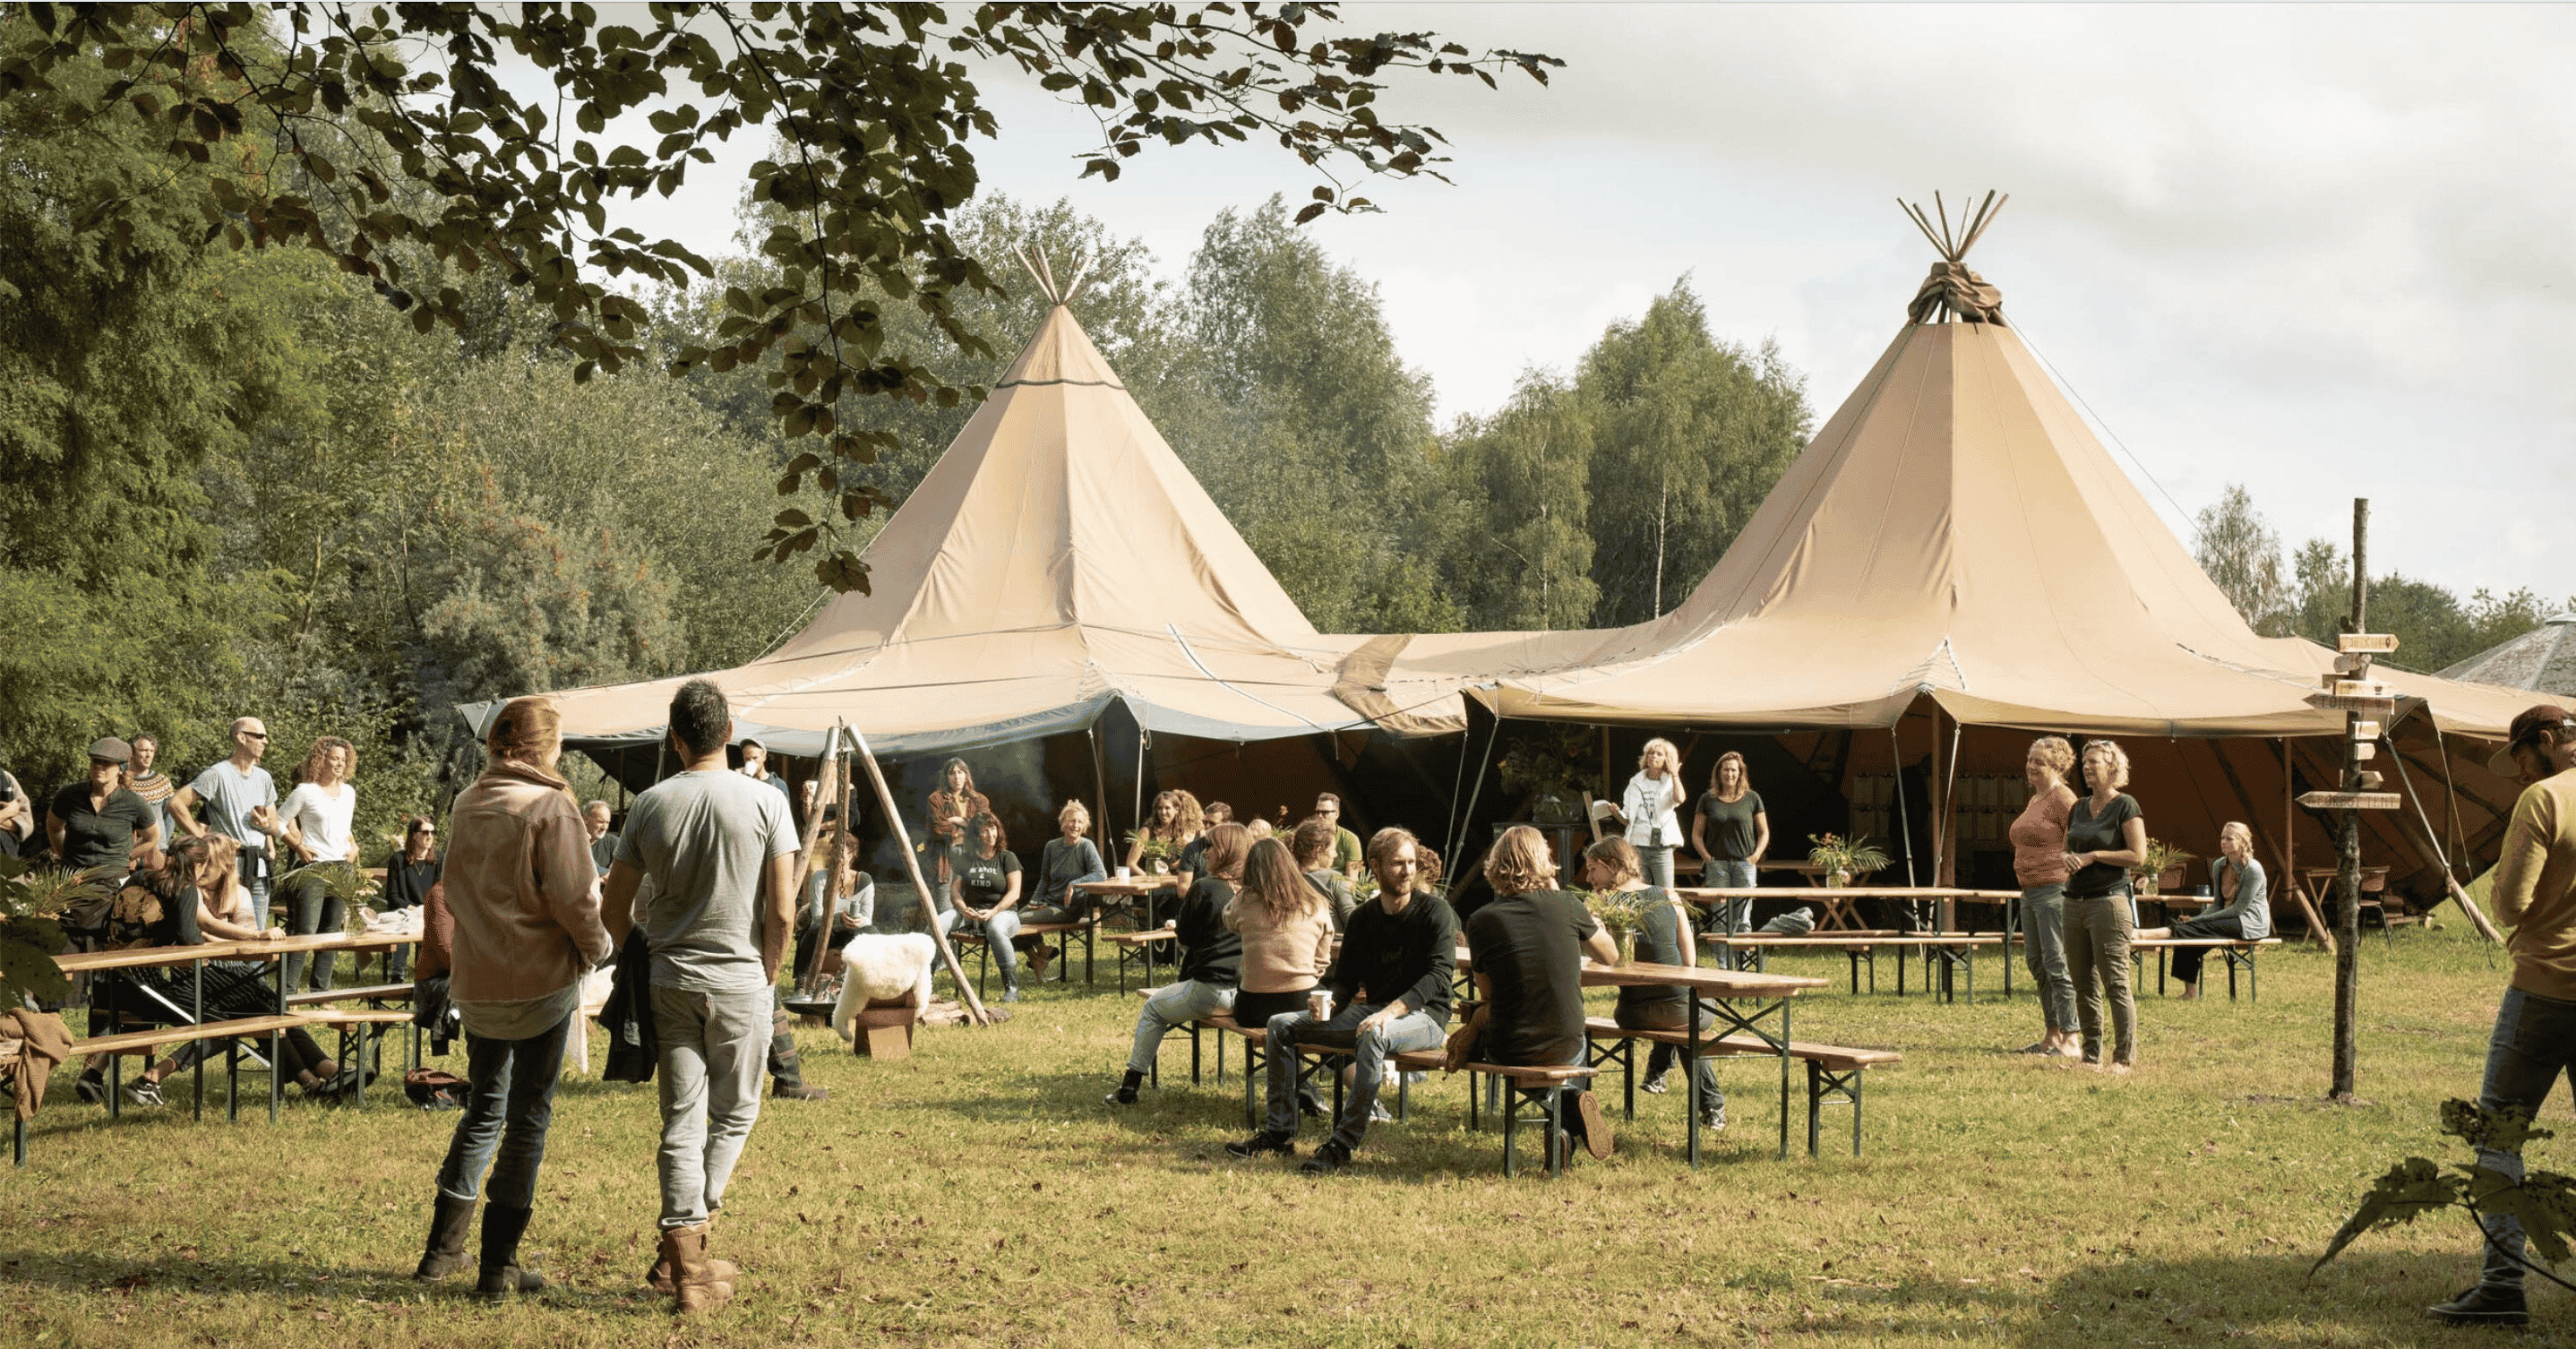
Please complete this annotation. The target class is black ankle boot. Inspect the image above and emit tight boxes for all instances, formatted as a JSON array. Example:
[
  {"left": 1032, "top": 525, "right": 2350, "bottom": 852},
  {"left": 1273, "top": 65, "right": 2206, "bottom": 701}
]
[
  {"left": 1104, "top": 1069, "right": 1145, "bottom": 1105},
  {"left": 475, "top": 1203, "right": 546, "bottom": 1300}
]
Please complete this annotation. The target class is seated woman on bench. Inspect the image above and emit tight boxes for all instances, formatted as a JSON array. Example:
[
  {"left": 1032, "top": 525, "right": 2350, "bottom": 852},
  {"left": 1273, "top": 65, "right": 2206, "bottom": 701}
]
[
  {"left": 75, "top": 836, "right": 353, "bottom": 1106},
  {"left": 1103, "top": 823, "right": 1247, "bottom": 1106},
  {"left": 2134, "top": 821, "right": 2270, "bottom": 1001},
  {"left": 1583, "top": 837, "right": 1727, "bottom": 1133}
]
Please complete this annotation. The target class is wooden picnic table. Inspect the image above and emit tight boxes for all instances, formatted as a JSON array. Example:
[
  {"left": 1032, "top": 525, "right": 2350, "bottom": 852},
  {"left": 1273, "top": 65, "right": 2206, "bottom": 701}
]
[
  {"left": 1453, "top": 948, "right": 1825, "bottom": 1163},
  {"left": 1675, "top": 884, "right": 2019, "bottom": 934}
]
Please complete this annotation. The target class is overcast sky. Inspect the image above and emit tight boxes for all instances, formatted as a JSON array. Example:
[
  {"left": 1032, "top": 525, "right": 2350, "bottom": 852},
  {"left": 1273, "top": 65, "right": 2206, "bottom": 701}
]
[{"left": 608, "top": 3, "right": 2574, "bottom": 608}]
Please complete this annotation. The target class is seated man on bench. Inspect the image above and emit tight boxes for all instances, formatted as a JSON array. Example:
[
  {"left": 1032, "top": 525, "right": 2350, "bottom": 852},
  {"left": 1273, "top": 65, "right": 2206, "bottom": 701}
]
[
  {"left": 2134, "top": 821, "right": 2269, "bottom": 1001},
  {"left": 1228, "top": 827, "right": 1456, "bottom": 1175},
  {"left": 1461, "top": 827, "right": 1619, "bottom": 1166}
]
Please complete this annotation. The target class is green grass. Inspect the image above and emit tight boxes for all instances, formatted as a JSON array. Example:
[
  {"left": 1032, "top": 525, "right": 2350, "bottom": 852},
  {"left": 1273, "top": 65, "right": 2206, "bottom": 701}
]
[{"left": 9, "top": 920, "right": 2567, "bottom": 1346}]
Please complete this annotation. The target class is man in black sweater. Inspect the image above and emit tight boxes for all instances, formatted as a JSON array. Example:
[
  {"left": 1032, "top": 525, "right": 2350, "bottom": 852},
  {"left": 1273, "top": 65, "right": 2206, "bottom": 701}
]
[{"left": 1230, "top": 827, "right": 1456, "bottom": 1175}]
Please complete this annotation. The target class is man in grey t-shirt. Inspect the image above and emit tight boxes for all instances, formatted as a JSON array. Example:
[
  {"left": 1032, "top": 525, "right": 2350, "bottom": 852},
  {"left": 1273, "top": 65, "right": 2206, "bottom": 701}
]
[
  {"left": 169, "top": 716, "right": 285, "bottom": 928},
  {"left": 602, "top": 679, "right": 798, "bottom": 1315}
]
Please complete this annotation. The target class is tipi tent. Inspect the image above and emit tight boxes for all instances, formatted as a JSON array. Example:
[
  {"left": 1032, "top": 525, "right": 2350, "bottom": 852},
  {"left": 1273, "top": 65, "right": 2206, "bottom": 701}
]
[
  {"left": 2437, "top": 615, "right": 2576, "bottom": 697},
  {"left": 468, "top": 283, "right": 1456, "bottom": 764},
  {"left": 1394, "top": 197, "right": 2557, "bottom": 905}
]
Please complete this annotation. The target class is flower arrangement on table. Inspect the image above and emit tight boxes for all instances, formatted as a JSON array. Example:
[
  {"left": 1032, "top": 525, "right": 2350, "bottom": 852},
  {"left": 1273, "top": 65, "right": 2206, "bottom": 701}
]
[
  {"left": 1583, "top": 888, "right": 1648, "bottom": 964},
  {"left": 1806, "top": 833, "right": 1891, "bottom": 888},
  {"left": 2133, "top": 838, "right": 2195, "bottom": 897},
  {"left": 1123, "top": 829, "right": 1176, "bottom": 874}
]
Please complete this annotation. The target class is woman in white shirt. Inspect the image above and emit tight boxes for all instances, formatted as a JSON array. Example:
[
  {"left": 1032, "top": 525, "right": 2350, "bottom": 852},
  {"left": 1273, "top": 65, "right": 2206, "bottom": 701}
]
[
  {"left": 1608, "top": 737, "right": 1688, "bottom": 891},
  {"left": 280, "top": 735, "right": 358, "bottom": 992}
]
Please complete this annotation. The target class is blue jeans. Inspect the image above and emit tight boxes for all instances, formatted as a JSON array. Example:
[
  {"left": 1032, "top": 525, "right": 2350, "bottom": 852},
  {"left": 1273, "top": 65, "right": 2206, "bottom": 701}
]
[
  {"left": 247, "top": 875, "right": 271, "bottom": 932},
  {"left": 1636, "top": 845, "right": 1676, "bottom": 892},
  {"left": 1264, "top": 1002, "right": 1446, "bottom": 1151},
  {"left": 281, "top": 873, "right": 343, "bottom": 992},
  {"left": 969, "top": 909, "right": 1025, "bottom": 987},
  {"left": 434, "top": 1012, "right": 572, "bottom": 1209},
  {"left": 2021, "top": 883, "right": 2077, "bottom": 1034},
  {"left": 2476, "top": 986, "right": 2576, "bottom": 1290},
  {"left": 651, "top": 984, "right": 773, "bottom": 1229},
  {"left": 1126, "top": 979, "right": 1236, "bottom": 1074},
  {"left": 1704, "top": 859, "right": 1755, "bottom": 966}
]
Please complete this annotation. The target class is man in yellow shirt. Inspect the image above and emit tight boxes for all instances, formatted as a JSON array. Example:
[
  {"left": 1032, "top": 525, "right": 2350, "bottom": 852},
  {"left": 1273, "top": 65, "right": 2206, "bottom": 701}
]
[{"left": 2434, "top": 704, "right": 2576, "bottom": 1327}]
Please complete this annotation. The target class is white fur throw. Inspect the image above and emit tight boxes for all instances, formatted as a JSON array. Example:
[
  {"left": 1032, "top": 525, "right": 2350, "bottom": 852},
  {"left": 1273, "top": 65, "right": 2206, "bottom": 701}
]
[{"left": 831, "top": 932, "right": 937, "bottom": 1040}]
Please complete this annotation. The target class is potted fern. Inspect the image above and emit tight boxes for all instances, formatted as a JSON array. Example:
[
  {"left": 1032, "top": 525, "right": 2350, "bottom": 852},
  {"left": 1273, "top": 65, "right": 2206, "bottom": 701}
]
[
  {"left": 1583, "top": 888, "right": 1648, "bottom": 965},
  {"left": 1807, "top": 833, "right": 1891, "bottom": 889}
]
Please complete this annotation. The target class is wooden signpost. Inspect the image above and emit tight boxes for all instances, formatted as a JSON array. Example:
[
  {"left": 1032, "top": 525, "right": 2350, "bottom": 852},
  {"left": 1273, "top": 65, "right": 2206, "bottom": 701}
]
[{"left": 2323, "top": 501, "right": 2392, "bottom": 1104}]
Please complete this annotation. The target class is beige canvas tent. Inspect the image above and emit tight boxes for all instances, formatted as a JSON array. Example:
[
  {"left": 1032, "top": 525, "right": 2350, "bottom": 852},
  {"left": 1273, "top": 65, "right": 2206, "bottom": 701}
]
[
  {"left": 1385, "top": 203, "right": 2561, "bottom": 906},
  {"left": 464, "top": 295, "right": 1465, "bottom": 767}
]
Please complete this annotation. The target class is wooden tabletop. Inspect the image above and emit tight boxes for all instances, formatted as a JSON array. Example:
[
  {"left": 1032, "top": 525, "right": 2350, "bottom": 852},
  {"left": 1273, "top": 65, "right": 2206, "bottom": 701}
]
[
  {"left": 1675, "top": 885, "right": 2022, "bottom": 901},
  {"left": 56, "top": 931, "right": 417, "bottom": 973},
  {"left": 1702, "top": 932, "right": 2003, "bottom": 947},
  {"left": 1073, "top": 878, "right": 1179, "bottom": 896},
  {"left": 1578, "top": 959, "right": 1826, "bottom": 998}
]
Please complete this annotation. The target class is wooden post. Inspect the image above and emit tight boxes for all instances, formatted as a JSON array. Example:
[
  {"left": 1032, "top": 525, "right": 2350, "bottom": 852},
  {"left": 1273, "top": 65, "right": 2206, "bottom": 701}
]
[
  {"left": 2280, "top": 738, "right": 2332, "bottom": 953},
  {"left": 787, "top": 729, "right": 841, "bottom": 997},
  {"left": 2330, "top": 499, "right": 2368, "bottom": 1104},
  {"left": 848, "top": 728, "right": 990, "bottom": 1026}
]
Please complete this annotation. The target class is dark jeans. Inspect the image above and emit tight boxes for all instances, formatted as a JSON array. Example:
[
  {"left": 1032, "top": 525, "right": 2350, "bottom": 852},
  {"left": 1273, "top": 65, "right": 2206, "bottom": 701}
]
[
  {"left": 280, "top": 873, "right": 344, "bottom": 992},
  {"left": 1616, "top": 998, "right": 1725, "bottom": 1112},
  {"left": 1263, "top": 1002, "right": 1444, "bottom": 1151},
  {"left": 2475, "top": 986, "right": 2576, "bottom": 1290},
  {"left": 2167, "top": 914, "right": 2248, "bottom": 987},
  {"left": 1231, "top": 988, "right": 1310, "bottom": 1027},
  {"left": 435, "top": 1013, "right": 572, "bottom": 1210}
]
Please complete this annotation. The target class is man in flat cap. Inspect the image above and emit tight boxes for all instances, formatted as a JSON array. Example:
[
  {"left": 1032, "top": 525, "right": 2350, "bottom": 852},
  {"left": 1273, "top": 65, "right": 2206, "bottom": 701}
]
[
  {"left": 2434, "top": 704, "right": 2576, "bottom": 1327},
  {"left": 47, "top": 737, "right": 160, "bottom": 877}
]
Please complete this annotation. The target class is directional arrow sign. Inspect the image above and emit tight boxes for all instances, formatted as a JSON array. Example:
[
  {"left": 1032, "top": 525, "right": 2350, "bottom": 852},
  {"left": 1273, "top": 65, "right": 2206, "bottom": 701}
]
[
  {"left": 2309, "top": 692, "right": 2399, "bottom": 714},
  {"left": 2338, "top": 633, "right": 2401, "bottom": 654},
  {"left": 2333, "top": 652, "right": 2374, "bottom": 675},
  {"left": 2350, "top": 719, "right": 2383, "bottom": 740},
  {"left": 2298, "top": 791, "right": 2401, "bottom": 811}
]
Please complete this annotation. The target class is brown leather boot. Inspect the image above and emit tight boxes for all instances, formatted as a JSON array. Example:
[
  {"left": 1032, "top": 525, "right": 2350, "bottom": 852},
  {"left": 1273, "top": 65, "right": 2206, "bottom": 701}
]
[
  {"left": 646, "top": 1222, "right": 738, "bottom": 1293},
  {"left": 661, "top": 1221, "right": 735, "bottom": 1314}
]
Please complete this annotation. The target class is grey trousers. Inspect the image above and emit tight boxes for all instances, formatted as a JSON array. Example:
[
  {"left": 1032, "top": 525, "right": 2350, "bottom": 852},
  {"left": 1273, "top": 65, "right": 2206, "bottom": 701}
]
[
  {"left": 2020, "top": 883, "right": 2077, "bottom": 1033},
  {"left": 650, "top": 984, "right": 773, "bottom": 1229},
  {"left": 2062, "top": 889, "right": 2136, "bottom": 1065},
  {"left": 1265, "top": 1002, "right": 1445, "bottom": 1152}
]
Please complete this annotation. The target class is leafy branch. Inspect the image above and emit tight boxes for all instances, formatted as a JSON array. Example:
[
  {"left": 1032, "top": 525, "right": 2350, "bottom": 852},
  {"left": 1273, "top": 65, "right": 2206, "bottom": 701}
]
[
  {"left": 0, "top": 855, "right": 109, "bottom": 1008},
  {"left": 2315, "top": 1098, "right": 2576, "bottom": 1293}
]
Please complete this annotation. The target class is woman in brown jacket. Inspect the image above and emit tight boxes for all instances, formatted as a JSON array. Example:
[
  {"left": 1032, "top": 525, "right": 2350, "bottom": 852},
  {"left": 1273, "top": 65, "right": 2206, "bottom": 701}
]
[{"left": 412, "top": 697, "right": 614, "bottom": 1300}]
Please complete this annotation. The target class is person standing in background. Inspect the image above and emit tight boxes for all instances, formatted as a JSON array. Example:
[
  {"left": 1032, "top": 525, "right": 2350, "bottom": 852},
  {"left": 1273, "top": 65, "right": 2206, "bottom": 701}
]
[
  {"left": 2009, "top": 736, "right": 2082, "bottom": 1057},
  {"left": 279, "top": 736, "right": 359, "bottom": 992},
  {"left": 925, "top": 759, "right": 988, "bottom": 914},
  {"left": 123, "top": 734, "right": 178, "bottom": 863},
  {"left": 2060, "top": 740, "right": 2145, "bottom": 1072},
  {"left": 170, "top": 717, "right": 285, "bottom": 929},
  {"left": 1689, "top": 752, "right": 1767, "bottom": 955},
  {"left": 736, "top": 738, "right": 791, "bottom": 802},
  {"left": 0, "top": 764, "right": 31, "bottom": 858},
  {"left": 1606, "top": 739, "right": 1687, "bottom": 891},
  {"left": 1315, "top": 793, "right": 1364, "bottom": 881}
]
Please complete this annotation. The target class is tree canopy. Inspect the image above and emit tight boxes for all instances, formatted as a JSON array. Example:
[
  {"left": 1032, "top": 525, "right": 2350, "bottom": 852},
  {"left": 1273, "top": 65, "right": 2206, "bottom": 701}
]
[{"left": 3, "top": 1, "right": 1558, "bottom": 590}]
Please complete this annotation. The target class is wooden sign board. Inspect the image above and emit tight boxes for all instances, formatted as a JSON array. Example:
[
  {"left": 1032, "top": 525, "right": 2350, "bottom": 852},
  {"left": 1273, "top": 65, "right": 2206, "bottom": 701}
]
[
  {"left": 2356, "top": 771, "right": 2384, "bottom": 790},
  {"left": 2338, "top": 633, "right": 2400, "bottom": 654},
  {"left": 2331, "top": 679, "right": 2391, "bottom": 700},
  {"left": 2351, "top": 719, "right": 2383, "bottom": 740},
  {"left": 2308, "top": 692, "right": 2399, "bottom": 715},
  {"left": 2333, "top": 652, "right": 2374, "bottom": 675},
  {"left": 2352, "top": 742, "right": 2377, "bottom": 761},
  {"left": 2298, "top": 790, "right": 2401, "bottom": 811}
]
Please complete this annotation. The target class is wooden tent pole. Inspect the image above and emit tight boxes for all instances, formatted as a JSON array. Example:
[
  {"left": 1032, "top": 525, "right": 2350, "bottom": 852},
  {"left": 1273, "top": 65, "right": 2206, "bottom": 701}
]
[
  {"left": 848, "top": 727, "right": 990, "bottom": 1026},
  {"left": 2385, "top": 727, "right": 2503, "bottom": 943},
  {"left": 786, "top": 728, "right": 839, "bottom": 996}
]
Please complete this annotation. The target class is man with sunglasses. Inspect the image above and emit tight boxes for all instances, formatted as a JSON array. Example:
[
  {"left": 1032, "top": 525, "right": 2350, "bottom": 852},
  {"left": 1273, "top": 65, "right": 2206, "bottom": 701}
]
[
  {"left": 2433, "top": 703, "right": 2576, "bottom": 1328},
  {"left": 169, "top": 717, "right": 285, "bottom": 929}
]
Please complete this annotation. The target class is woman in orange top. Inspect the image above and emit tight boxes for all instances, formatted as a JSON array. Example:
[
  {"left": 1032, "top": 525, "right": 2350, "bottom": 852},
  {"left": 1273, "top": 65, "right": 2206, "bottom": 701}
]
[
  {"left": 925, "top": 759, "right": 989, "bottom": 911},
  {"left": 2008, "top": 736, "right": 2081, "bottom": 1057}
]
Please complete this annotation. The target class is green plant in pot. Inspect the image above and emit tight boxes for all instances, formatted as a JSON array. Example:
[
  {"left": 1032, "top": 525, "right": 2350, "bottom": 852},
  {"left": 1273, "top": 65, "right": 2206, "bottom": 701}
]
[
  {"left": 1807, "top": 833, "right": 1890, "bottom": 889},
  {"left": 1583, "top": 888, "right": 1647, "bottom": 965},
  {"left": 1123, "top": 829, "right": 1175, "bottom": 874},
  {"left": 2133, "top": 838, "right": 2194, "bottom": 898},
  {"left": 1498, "top": 726, "right": 1594, "bottom": 828}
]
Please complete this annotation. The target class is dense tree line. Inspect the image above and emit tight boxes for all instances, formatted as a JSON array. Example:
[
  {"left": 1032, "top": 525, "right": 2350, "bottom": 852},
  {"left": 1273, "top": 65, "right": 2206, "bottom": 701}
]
[{"left": 2193, "top": 485, "right": 2568, "bottom": 674}]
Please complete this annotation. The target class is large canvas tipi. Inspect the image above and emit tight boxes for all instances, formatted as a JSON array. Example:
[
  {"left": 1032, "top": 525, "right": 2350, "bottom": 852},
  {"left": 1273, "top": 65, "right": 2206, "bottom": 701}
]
[{"left": 470, "top": 282, "right": 1442, "bottom": 761}]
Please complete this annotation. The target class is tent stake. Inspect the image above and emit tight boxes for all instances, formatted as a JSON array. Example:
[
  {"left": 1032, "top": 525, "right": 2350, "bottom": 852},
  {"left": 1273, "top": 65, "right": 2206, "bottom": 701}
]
[{"left": 848, "top": 728, "right": 992, "bottom": 1026}]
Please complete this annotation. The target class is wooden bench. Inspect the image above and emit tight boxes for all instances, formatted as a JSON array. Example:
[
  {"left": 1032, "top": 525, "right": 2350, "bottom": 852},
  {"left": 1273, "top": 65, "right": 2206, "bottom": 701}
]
[
  {"left": 1702, "top": 932, "right": 2001, "bottom": 1002},
  {"left": 1103, "top": 928, "right": 1177, "bottom": 995},
  {"left": 289, "top": 983, "right": 421, "bottom": 1101},
  {"left": 2129, "top": 937, "right": 2282, "bottom": 1001},
  {"left": 66, "top": 1013, "right": 318, "bottom": 1126},
  {"left": 946, "top": 915, "right": 1103, "bottom": 997},
  {"left": 1583, "top": 1017, "right": 1902, "bottom": 1156},
  {"left": 847, "top": 998, "right": 917, "bottom": 1060}
]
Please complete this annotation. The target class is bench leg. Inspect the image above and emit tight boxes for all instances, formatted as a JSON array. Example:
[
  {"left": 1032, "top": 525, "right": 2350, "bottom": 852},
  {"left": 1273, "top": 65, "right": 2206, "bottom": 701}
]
[
  {"left": 12, "top": 1113, "right": 22, "bottom": 1168},
  {"left": 1807, "top": 1061, "right": 1824, "bottom": 1158},
  {"left": 1242, "top": 1040, "right": 1261, "bottom": 1129},
  {"left": 1545, "top": 1087, "right": 1564, "bottom": 1180}
]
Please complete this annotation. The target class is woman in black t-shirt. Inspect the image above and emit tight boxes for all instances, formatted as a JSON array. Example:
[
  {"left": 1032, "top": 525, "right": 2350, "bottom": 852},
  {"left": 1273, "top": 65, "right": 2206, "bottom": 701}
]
[
  {"left": 1584, "top": 838, "right": 1726, "bottom": 1132},
  {"left": 1689, "top": 752, "right": 1768, "bottom": 944},
  {"left": 2059, "top": 740, "right": 2147, "bottom": 1071},
  {"left": 376, "top": 814, "right": 442, "bottom": 981},
  {"left": 950, "top": 812, "right": 1029, "bottom": 1001},
  {"left": 1105, "top": 823, "right": 1249, "bottom": 1105}
]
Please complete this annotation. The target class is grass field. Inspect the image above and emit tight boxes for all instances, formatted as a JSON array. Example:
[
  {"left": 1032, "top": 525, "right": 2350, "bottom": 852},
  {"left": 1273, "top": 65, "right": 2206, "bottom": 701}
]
[{"left": 8, "top": 916, "right": 2569, "bottom": 1347}]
